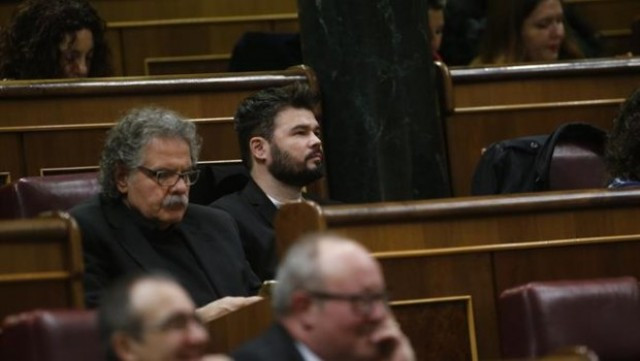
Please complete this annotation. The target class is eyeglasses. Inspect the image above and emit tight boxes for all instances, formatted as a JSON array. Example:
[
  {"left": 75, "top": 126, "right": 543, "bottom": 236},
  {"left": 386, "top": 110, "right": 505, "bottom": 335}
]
[
  {"left": 307, "top": 290, "right": 389, "bottom": 316},
  {"left": 137, "top": 166, "right": 200, "bottom": 187},
  {"left": 146, "top": 311, "right": 205, "bottom": 333}
]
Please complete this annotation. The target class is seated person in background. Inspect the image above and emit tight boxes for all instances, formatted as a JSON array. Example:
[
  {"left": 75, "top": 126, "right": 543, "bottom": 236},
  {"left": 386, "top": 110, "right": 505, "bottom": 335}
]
[
  {"left": 99, "top": 272, "right": 231, "bottom": 361},
  {"left": 0, "top": 0, "right": 111, "bottom": 79},
  {"left": 70, "top": 106, "right": 261, "bottom": 316},
  {"left": 211, "top": 83, "right": 326, "bottom": 281},
  {"left": 471, "top": 0, "right": 583, "bottom": 65},
  {"left": 428, "top": 0, "right": 446, "bottom": 61},
  {"left": 606, "top": 88, "right": 640, "bottom": 188},
  {"left": 232, "top": 233, "right": 415, "bottom": 361}
]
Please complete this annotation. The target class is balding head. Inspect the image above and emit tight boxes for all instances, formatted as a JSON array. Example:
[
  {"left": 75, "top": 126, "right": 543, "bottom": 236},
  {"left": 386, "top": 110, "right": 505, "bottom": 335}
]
[
  {"left": 99, "top": 273, "right": 210, "bottom": 361},
  {"left": 272, "top": 233, "right": 383, "bottom": 316},
  {"left": 273, "top": 233, "right": 391, "bottom": 361}
]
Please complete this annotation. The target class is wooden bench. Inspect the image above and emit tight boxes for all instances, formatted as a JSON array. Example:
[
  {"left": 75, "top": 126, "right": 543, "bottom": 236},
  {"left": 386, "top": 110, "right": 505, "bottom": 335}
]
[
  {"left": 275, "top": 188, "right": 640, "bottom": 360},
  {"left": 107, "top": 14, "right": 299, "bottom": 76},
  {"left": 442, "top": 57, "right": 640, "bottom": 196},
  {"left": 566, "top": 0, "right": 640, "bottom": 56},
  {"left": 0, "top": 66, "right": 316, "bottom": 182},
  {"left": 0, "top": 212, "right": 84, "bottom": 321}
]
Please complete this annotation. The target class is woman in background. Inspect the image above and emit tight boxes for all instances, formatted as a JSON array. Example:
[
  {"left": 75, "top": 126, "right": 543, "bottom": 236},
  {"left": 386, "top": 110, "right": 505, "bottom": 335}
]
[
  {"left": 0, "top": 0, "right": 111, "bottom": 79},
  {"left": 428, "top": 0, "right": 446, "bottom": 61},
  {"left": 472, "top": 0, "right": 582, "bottom": 65}
]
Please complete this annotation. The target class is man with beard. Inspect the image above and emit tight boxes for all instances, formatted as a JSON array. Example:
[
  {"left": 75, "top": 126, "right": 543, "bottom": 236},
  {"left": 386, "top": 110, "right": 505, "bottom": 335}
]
[
  {"left": 211, "top": 83, "right": 325, "bottom": 281},
  {"left": 232, "top": 233, "right": 415, "bottom": 361},
  {"left": 71, "top": 106, "right": 261, "bottom": 316}
]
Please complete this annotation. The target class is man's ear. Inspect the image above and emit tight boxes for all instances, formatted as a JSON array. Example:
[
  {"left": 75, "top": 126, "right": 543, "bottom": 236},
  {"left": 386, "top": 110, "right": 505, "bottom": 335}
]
[
  {"left": 249, "top": 137, "right": 269, "bottom": 163},
  {"left": 115, "top": 164, "right": 130, "bottom": 194},
  {"left": 290, "top": 290, "right": 316, "bottom": 328},
  {"left": 111, "top": 332, "right": 138, "bottom": 361}
]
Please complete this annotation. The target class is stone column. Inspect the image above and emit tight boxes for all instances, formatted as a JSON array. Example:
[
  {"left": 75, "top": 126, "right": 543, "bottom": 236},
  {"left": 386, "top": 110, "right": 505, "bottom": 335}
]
[{"left": 297, "top": 0, "right": 451, "bottom": 203}]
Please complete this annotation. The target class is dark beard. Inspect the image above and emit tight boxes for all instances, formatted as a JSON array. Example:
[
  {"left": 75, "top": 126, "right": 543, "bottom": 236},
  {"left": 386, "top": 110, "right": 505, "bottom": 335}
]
[{"left": 268, "top": 143, "right": 324, "bottom": 188}]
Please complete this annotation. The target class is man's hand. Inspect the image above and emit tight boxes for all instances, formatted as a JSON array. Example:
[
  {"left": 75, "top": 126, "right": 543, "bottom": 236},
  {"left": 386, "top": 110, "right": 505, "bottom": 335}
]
[
  {"left": 370, "top": 316, "right": 416, "bottom": 361},
  {"left": 196, "top": 296, "right": 263, "bottom": 322}
]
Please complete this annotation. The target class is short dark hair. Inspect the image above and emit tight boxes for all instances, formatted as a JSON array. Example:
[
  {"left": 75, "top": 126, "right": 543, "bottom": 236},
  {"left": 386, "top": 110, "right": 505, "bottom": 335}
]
[
  {"left": 98, "top": 272, "right": 177, "bottom": 361},
  {"left": 0, "top": 0, "right": 111, "bottom": 79},
  {"left": 234, "top": 82, "right": 319, "bottom": 168},
  {"left": 606, "top": 88, "right": 640, "bottom": 181}
]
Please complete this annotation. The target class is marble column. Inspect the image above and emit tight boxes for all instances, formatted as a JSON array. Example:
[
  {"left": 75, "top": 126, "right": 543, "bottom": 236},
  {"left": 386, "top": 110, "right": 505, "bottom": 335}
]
[{"left": 298, "top": 0, "right": 451, "bottom": 203}]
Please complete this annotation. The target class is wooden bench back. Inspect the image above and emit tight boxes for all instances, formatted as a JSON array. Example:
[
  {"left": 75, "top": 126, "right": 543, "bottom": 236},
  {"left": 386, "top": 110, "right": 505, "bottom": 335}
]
[
  {"left": 0, "top": 212, "right": 84, "bottom": 321},
  {"left": 275, "top": 189, "right": 640, "bottom": 360}
]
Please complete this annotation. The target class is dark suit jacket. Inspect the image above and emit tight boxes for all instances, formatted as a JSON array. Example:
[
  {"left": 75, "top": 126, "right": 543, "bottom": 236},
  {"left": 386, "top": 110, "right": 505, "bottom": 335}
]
[
  {"left": 70, "top": 195, "right": 260, "bottom": 308},
  {"left": 211, "top": 179, "right": 277, "bottom": 281},
  {"left": 231, "top": 323, "right": 304, "bottom": 361}
]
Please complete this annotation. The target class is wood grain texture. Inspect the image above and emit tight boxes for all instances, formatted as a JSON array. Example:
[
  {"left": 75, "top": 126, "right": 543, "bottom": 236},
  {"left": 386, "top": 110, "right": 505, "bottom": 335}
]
[
  {"left": 275, "top": 189, "right": 640, "bottom": 359},
  {"left": 0, "top": 213, "right": 84, "bottom": 321}
]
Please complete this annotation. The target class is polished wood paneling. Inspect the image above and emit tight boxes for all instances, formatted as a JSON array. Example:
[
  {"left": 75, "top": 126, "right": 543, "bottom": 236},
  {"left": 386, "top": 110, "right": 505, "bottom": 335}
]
[
  {"left": 566, "top": 0, "right": 640, "bottom": 33},
  {"left": 6, "top": 117, "right": 238, "bottom": 179},
  {"left": 0, "top": 213, "right": 84, "bottom": 321},
  {"left": 95, "top": 0, "right": 297, "bottom": 22},
  {"left": 0, "top": 133, "right": 22, "bottom": 186},
  {"left": 0, "top": 67, "right": 311, "bottom": 126},
  {"left": 565, "top": 0, "right": 640, "bottom": 55},
  {"left": 0, "top": 0, "right": 297, "bottom": 23},
  {"left": 275, "top": 189, "right": 640, "bottom": 359},
  {"left": 0, "top": 67, "right": 314, "bottom": 179},
  {"left": 446, "top": 57, "right": 640, "bottom": 196},
  {"left": 110, "top": 16, "right": 299, "bottom": 76},
  {"left": 146, "top": 54, "right": 231, "bottom": 76},
  {"left": 206, "top": 298, "right": 273, "bottom": 354}
]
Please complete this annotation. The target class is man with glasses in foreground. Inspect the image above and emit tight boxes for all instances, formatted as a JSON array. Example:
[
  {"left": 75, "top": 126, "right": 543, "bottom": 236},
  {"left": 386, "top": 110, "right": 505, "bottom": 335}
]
[
  {"left": 99, "top": 272, "right": 232, "bottom": 361},
  {"left": 71, "top": 107, "right": 261, "bottom": 318},
  {"left": 232, "top": 233, "right": 415, "bottom": 361}
]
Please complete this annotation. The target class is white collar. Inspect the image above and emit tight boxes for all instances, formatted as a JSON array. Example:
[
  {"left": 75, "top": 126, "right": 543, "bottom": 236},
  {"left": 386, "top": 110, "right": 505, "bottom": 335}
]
[
  {"left": 295, "top": 341, "right": 324, "bottom": 361},
  {"left": 266, "top": 194, "right": 302, "bottom": 208}
]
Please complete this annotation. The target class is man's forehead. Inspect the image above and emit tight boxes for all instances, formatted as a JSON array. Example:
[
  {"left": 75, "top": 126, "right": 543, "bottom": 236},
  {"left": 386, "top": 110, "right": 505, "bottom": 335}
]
[
  {"left": 140, "top": 137, "right": 192, "bottom": 160},
  {"left": 274, "top": 107, "right": 319, "bottom": 129},
  {"left": 130, "top": 279, "right": 194, "bottom": 320},
  {"left": 317, "top": 240, "right": 384, "bottom": 289}
]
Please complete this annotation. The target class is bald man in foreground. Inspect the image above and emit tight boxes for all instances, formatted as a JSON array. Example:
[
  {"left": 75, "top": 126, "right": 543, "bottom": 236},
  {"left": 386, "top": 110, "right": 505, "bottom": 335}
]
[{"left": 232, "top": 233, "right": 415, "bottom": 361}]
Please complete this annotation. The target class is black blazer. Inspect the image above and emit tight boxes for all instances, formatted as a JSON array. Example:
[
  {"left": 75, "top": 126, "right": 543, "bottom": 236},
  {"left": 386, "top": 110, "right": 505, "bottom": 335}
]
[
  {"left": 231, "top": 323, "right": 305, "bottom": 361},
  {"left": 211, "top": 179, "right": 277, "bottom": 281},
  {"left": 70, "top": 195, "right": 260, "bottom": 308}
]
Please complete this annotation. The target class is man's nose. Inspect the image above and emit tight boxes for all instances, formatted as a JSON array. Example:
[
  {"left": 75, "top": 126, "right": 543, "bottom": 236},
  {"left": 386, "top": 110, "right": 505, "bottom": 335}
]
[
  {"left": 310, "top": 132, "right": 322, "bottom": 147},
  {"left": 171, "top": 176, "right": 189, "bottom": 193},
  {"left": 186, "top": 321, "right": 209, "bottom": 345},
  {"left": 366, "top": 299, "right": 389, "bottom": 321}
]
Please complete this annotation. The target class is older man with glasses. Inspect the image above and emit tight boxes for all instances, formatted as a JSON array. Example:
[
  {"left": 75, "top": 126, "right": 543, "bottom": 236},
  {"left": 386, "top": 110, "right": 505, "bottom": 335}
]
[
  {"left": 71, "top": 106, "right": 261, "bottom": 319},
  {"left": 99, "top": 272, "right": 233, "bottom": 361},
  {"left": 232, "top": 233, "right": 415, "bottom": 361}
]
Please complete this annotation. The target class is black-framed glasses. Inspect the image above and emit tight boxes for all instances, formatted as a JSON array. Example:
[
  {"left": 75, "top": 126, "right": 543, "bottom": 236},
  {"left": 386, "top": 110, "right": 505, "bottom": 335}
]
[
  {"left": 137, "top": 166, "right": 200, "bottom": 187},
  {"left": 307, "top": 290, "right": 389, "bottom": 316}
]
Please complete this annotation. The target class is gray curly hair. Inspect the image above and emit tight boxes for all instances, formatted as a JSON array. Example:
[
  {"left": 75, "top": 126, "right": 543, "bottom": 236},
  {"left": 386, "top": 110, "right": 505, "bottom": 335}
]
[{"left": 99, "top": 107, "right": 201, "bottom": 198}]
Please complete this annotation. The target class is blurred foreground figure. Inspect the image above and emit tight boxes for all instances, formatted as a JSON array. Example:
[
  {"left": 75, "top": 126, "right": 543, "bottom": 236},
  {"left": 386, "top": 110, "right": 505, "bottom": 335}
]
[
  {"left": 232, "top": 233, "right": 415, "bottom": 361},
  {"left": 99, "top": 272, "right": 232, "bottom": 361}
]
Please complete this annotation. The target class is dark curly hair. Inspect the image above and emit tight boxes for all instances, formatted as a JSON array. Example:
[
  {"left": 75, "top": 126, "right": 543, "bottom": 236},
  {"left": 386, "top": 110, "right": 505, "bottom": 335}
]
[
  {"left": 605, "top": 88, "right": 640, "bottom": 181},
  {"left": 0, "top": 0, "right": 111, "bottom": 79}
]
